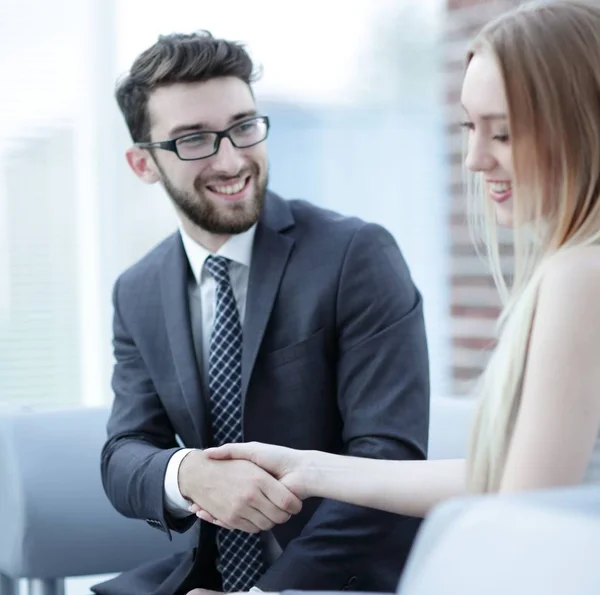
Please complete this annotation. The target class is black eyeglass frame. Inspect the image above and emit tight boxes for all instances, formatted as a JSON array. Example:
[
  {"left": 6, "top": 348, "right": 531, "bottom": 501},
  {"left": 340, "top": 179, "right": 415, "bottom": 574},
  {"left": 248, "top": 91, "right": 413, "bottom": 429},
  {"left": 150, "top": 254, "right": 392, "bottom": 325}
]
[{"left": 136, "top": 115, "right": 270, "bottom": 161}]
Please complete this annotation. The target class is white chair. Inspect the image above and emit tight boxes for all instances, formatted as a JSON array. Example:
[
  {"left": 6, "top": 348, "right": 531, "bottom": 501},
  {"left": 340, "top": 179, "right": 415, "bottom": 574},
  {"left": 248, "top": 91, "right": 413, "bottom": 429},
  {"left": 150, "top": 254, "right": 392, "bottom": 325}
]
[{"left": 398, "top": 485, "right": 600, "bottom": 595}]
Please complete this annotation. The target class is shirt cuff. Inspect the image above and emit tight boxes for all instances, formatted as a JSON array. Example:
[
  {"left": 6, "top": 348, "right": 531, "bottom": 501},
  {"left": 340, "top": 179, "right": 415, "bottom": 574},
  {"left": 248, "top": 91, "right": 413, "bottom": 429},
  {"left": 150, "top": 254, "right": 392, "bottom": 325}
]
[{"left": 164, "top": 447, "right": 196, "bottom": 517}]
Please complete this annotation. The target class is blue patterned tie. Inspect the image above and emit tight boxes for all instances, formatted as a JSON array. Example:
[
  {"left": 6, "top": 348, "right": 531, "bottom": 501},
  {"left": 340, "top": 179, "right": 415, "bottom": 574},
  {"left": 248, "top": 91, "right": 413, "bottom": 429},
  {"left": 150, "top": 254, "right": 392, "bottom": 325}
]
[{"left": 205, "top": 255, "right": 266, "bottom": 592}]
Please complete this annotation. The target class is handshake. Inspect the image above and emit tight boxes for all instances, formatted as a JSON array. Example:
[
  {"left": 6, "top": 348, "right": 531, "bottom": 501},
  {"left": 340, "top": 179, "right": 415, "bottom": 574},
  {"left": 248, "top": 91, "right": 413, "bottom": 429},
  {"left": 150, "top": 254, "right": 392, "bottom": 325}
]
[{"left": 179, "top": 442, "right": 313, "bottom": 533}]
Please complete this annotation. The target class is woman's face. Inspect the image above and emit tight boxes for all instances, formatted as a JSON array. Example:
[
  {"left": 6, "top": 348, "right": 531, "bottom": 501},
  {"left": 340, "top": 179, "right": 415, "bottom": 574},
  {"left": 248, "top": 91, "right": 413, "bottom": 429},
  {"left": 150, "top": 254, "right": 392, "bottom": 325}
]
[{"left": 461, "top": 51, "right": 515, "bottom": 227}]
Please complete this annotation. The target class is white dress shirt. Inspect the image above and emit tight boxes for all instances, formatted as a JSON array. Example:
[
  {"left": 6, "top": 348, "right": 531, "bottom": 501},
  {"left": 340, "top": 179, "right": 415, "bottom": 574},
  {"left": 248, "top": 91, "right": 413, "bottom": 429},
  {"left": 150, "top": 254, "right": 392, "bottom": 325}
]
[{"left": 164, "top": 224, "right": 256, "bottom": 515}]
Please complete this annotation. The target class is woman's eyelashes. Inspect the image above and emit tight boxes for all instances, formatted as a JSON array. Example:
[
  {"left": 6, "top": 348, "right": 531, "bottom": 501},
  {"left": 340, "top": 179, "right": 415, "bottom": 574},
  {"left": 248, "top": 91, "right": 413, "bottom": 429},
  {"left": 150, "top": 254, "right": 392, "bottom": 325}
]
[{"left": 459, "top": 121, "right": 510, "bottom": 143}]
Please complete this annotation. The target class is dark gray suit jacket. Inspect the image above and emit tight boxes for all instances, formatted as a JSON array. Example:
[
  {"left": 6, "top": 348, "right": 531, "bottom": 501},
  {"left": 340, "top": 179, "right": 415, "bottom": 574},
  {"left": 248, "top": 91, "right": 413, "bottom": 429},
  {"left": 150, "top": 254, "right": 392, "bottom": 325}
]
[{"left": 95, "top": 191, "right": 430, "bottom": 595}]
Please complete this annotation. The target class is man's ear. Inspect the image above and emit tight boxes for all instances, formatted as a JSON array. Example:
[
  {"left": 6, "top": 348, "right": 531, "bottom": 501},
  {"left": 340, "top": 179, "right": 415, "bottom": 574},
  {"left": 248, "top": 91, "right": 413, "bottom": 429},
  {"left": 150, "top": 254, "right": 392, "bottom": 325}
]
[{"left": 125, "top": 146, "right": 160, "bottom": 184}]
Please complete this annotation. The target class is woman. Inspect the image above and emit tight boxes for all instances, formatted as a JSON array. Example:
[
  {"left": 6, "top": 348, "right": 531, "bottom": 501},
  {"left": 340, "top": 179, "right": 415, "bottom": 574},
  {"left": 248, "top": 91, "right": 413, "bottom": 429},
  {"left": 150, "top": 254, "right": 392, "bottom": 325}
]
[{"left": 193, "top": 0, "right": 600, "bottom": 527}]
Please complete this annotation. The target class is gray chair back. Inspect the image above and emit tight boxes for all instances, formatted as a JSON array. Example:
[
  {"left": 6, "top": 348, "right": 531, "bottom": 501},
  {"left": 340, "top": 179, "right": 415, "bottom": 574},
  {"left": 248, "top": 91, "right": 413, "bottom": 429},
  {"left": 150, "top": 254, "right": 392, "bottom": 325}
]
[{"left": 0, "top": 406, "right": 190, "bottom": 581}]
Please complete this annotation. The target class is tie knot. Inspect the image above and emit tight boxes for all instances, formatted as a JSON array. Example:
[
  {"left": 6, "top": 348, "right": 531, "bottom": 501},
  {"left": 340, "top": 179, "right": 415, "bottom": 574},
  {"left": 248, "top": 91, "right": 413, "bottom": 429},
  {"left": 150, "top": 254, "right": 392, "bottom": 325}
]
[{"left": 205, "top": 255, "right": 231, "bottom": 285}]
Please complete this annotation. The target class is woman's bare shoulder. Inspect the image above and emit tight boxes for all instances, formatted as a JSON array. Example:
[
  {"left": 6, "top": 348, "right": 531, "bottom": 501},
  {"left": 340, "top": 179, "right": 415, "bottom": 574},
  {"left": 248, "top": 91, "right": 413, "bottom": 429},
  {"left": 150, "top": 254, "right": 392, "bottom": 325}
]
[{"left": 539, "top": 245, "right": 600, "bottom": 303}]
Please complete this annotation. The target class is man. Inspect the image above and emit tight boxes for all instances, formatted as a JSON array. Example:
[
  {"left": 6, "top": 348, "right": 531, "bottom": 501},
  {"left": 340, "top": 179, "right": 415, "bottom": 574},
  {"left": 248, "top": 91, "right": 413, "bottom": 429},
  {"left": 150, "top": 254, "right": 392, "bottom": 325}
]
[{"left": 95, "top": 30, "right": 430, "bottom": 595}]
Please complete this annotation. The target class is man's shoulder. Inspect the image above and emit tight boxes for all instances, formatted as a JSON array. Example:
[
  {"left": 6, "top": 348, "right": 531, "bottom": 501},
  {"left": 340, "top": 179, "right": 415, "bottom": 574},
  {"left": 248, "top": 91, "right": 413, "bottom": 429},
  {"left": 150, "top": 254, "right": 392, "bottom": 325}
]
[
  {"left": 281, "top": 196, "right": 397, "bottom": 251},
  {"left": 283, "top": 196, "right": 369, "bottom": 237},
  {"left": 116, "top": 231, "right": 180, "bottom": 289}
]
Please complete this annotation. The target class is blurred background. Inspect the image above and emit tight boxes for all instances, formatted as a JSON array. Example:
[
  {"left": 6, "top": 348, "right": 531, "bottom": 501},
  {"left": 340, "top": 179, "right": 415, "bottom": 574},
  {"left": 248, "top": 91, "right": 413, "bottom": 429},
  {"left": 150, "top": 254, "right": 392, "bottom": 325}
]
[{"left": 0, "top": 0, "right": 521, "bottom": 409}]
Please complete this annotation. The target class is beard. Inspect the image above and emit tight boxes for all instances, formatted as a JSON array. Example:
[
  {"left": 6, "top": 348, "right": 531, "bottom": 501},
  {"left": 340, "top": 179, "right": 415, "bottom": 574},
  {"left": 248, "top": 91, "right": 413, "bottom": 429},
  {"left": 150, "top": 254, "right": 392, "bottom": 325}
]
[{"left": 159, "top": 162, "right": 268, "bottom": 235}]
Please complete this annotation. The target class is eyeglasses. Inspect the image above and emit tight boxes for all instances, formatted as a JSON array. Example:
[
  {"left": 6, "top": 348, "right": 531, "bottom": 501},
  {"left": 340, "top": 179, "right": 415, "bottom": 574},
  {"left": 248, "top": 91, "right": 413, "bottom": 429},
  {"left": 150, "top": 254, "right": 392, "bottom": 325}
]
[{"left": 136, "top": 115, "right": 270, "bottom": 161}]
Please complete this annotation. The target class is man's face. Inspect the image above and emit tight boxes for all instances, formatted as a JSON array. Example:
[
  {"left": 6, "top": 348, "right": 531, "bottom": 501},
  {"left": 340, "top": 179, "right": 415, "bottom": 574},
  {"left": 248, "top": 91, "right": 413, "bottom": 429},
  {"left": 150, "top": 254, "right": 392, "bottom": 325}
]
[{"left": 142, "top": 77, "right": 268, "bottom": 235}]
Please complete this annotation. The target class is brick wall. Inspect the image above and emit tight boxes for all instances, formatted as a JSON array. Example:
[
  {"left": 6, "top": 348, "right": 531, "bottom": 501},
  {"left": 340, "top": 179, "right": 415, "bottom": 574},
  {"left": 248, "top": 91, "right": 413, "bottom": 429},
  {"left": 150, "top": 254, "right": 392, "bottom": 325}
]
[{"left": 445, "top": 0, "right": 522, "bottom": 394}]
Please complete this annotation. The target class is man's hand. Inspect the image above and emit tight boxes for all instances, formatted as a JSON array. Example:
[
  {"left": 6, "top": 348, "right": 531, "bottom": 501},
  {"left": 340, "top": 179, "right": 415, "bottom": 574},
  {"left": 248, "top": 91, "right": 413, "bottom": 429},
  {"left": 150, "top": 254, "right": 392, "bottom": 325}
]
[
  {"left": 189, "top": 442, "right": 312, "bottom": 527},
  {"left": 179, "top": 449, "right": 302, "bottom": 533}
]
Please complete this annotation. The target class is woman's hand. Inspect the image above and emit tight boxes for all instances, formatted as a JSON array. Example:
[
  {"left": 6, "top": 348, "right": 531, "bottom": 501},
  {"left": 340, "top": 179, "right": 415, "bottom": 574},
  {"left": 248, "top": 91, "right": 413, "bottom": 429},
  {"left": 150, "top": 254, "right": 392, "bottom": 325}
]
[{"left": 205, "top": 441, "right": 311, "bottom": 498}]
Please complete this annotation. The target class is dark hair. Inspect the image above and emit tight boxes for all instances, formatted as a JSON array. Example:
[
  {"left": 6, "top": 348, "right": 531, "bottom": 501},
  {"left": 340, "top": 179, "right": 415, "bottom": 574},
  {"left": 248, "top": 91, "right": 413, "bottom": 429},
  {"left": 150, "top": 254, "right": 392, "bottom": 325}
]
[{"left": 115, "top": 30, "right": 259, "bottom": 142}]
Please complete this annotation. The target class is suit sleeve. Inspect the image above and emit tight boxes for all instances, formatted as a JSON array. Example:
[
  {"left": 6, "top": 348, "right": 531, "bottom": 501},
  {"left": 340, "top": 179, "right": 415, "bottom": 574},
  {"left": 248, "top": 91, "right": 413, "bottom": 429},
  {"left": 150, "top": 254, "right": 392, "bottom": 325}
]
[
  {"left": 100, "top": 276, "right": 195, "bottom": 538},
  {"left": 256, "top": 223, "right": 430, "bottom": 591}
]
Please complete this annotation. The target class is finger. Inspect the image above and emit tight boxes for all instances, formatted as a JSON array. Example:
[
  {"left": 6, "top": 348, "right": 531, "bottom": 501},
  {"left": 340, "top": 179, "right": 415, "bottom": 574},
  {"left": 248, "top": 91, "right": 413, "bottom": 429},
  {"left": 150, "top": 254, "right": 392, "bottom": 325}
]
[
  {"left": 202, "top": 446, "right": 232, "bottom": 460},
  {"left": 188, "top": 505, "right": 239, "bottom": 532},
  {"left": 262, "top": 476, "right": 303, "bottom": 515},
  {"left": 204, "top": 443, "right": 252, "bottom": 461},
  {"left": 187, "top": 498, "right": 263, "bottom": 533},
  {"left": 253, "top": 491, "right": 295, "bottom": 526},
  {"left": 243, "top": 502, "right": 279, "bottom": 532},
  {"left": 221, "top": 496, "right": 276, "bottom": 532},
  {"left": 195, "top": 509, "right": 216, "bottom": 523},
  {"left": 196, "top": 510, "right": 235, "bottom": 531},
  {"left": 196, "top": 509, "right": 259, "bottom": 533},
  {"left": 218, "top": 509, "right": 265, "bottom": 534},
  {"left": 230, "top": 517, "right": 263, "bottom": 533}
]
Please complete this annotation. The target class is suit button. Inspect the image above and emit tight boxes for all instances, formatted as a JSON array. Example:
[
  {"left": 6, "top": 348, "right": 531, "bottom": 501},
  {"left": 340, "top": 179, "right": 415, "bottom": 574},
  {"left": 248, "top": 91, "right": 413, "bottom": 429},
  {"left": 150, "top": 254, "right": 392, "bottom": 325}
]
[{"left": 342, "top": 576, "right": 357, "bottom": 590}]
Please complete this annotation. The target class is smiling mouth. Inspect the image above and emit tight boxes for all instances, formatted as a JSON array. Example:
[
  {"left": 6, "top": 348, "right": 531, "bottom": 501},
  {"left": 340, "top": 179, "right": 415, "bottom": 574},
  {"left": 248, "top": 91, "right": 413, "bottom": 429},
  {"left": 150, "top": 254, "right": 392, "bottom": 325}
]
[
  {"left": 206, "top": 176, "right": 251, "bottom": 197},
  {"left": 487, "top": 181, "right": 512, "bottom": 203}
]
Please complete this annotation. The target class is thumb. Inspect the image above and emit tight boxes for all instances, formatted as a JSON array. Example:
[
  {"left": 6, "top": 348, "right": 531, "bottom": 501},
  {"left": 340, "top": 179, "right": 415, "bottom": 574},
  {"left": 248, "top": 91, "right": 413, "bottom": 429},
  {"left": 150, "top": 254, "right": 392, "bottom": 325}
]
[{"left": 204, "top": 443, "right": 246, "bottom": 460}]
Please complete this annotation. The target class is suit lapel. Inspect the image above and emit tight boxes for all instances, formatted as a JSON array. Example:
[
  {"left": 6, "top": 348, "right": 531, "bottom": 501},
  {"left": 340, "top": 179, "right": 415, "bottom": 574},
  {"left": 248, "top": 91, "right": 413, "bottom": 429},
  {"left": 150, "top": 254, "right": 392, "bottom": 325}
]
[
  {"left": 160, "top": 235, "right": 208, "bottom": 443},
  {"left": 241, "top": 193, "right": 295, "bottom": 401}
]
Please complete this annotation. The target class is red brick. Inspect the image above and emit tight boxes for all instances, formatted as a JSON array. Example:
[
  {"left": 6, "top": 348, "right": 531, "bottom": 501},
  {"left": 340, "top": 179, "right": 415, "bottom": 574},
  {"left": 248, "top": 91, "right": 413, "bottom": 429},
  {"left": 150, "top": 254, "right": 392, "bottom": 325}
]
[
  {"left": 453, "top": 366, "right": 483, "bottom": 381},
  {"left": 452, "top": 305, "right": 502, "bottom": 319},
  {"left": 451, "top": 275, "right": 498, "bottom": 287},
  {"left": 453, "top": 337, "right": 496, "bottom": 350}
]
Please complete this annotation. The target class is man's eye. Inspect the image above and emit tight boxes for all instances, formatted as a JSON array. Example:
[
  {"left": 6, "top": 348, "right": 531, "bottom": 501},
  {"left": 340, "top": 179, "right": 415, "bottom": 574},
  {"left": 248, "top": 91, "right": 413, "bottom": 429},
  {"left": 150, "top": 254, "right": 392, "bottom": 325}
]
[
  {"left": 236, "top": 122, "right": 258, "bottom": 134},
  {"left": 179, "top": 134, "right": 210, "bottom": 145}
]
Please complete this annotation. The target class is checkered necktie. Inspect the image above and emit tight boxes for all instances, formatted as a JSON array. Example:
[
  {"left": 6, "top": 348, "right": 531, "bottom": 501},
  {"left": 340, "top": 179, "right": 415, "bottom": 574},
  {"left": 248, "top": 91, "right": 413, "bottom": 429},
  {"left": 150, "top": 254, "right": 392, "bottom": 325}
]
[{"left": 205, "top": 255, "right": 266, "bottom": 592}]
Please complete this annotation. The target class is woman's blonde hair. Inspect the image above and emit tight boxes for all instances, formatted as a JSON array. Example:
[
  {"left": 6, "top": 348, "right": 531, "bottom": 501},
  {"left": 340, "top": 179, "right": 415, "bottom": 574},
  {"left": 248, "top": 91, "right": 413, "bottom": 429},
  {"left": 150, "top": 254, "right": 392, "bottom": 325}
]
[{"left": 465, "top": 0, "right": 600, "bottom": 492}]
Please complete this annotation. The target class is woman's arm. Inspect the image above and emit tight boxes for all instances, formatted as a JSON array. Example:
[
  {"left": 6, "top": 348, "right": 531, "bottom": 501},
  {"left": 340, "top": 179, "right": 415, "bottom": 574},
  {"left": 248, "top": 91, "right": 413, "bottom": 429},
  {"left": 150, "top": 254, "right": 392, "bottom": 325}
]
[
  {"left": 303, "top": 453, "right": 466, "bottom": 518},
  {"left": 204, "top": 442, "right": 467, "bottom": 519}
]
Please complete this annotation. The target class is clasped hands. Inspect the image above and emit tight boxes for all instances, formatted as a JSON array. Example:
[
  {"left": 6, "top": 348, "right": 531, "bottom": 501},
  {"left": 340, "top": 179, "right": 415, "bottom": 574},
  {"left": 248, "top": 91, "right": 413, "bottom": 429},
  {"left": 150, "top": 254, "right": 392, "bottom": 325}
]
[{"left": 179, "top": 442, "right": 308, "bottom": 533}]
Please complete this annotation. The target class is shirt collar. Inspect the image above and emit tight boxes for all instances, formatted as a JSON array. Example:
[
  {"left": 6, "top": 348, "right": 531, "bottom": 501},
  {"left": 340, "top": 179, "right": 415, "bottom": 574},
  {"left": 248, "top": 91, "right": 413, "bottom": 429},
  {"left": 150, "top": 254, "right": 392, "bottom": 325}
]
[{"left": 179, "top": 223, "right": 257, "bottom": 284}]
